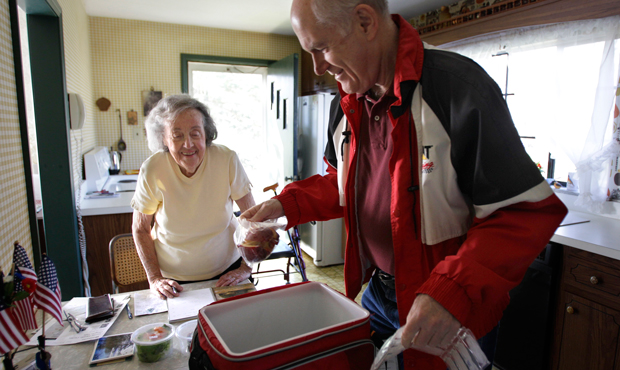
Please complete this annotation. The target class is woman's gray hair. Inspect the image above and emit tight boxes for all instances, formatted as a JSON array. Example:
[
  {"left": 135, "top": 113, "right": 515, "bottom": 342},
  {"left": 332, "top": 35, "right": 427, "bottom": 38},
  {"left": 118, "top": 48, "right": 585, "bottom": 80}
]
[
  {"left": 144, "top": 94, "right": 217, "bottom": 153},
  {"left": 311, "top": 0, "right": 389, "bottom": 36}
]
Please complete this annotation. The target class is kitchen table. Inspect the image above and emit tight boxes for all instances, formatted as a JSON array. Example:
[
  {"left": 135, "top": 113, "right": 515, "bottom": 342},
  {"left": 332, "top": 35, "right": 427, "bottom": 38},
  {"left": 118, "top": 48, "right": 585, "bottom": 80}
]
[{"left": 9, "top": 280, "right": 227, "bottom": 370}]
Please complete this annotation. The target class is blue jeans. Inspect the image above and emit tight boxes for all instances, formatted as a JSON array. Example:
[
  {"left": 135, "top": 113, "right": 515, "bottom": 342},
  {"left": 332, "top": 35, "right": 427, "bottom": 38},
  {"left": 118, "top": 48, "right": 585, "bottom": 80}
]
[{"left": 362, "top": 272, "right": 498, "bottom": 369}]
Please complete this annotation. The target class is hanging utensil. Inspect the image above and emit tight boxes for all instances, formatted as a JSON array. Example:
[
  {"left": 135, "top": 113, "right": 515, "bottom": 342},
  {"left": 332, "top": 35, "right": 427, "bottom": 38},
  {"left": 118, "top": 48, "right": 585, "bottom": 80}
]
[{"left": 116, "top": 109, "right": 126, "bottom": 151}]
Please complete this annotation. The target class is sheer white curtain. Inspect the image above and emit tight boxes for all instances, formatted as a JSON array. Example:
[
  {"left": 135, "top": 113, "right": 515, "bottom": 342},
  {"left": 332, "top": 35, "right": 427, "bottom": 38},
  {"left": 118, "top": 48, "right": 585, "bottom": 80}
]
[{"left": 440, "top": 16, "right": 620, "bottom": 213}]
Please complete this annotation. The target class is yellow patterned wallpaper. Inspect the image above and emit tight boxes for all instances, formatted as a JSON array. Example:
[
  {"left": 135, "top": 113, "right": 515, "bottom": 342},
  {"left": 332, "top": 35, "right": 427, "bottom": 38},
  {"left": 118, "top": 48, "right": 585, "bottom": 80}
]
[
  {"left": 0, "top": 0, "right": 33, "bottom": 273},
  {"left": 57, "top": 0, "right": 96, "bottom": 191},
  {"left": 89, "top": 17, "right": 301, "bottom": 171}
]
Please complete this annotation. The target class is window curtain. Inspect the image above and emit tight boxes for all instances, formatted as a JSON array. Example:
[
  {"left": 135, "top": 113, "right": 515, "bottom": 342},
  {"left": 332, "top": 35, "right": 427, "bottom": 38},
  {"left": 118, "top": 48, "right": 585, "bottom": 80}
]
[{"left": 440, "top": 16, "right": 620, "bottom": 214}]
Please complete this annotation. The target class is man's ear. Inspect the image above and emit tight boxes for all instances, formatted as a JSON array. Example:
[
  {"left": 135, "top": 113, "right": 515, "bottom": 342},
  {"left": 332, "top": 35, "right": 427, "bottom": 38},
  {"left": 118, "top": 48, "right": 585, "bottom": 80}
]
[{"left": 353, "top": 4, "right": 379, "bottom": 40}]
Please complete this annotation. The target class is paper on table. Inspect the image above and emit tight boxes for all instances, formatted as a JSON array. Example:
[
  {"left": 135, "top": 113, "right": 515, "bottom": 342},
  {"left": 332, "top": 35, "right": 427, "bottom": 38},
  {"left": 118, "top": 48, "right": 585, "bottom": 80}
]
[
  {"left": 134, "top": 289, "right": 168, "bottom": 317},
  {"left": 167, "top": 287, "right": 215, "bottom": 323},
  {"left": 26, "top": 295, "right": 129, "bottom": 346}
]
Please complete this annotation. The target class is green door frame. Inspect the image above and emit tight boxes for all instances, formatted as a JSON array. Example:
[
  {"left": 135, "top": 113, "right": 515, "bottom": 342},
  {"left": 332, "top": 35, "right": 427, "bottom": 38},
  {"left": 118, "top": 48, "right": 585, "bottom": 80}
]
[{"left": 10, "top": 0, "right": 83, "bottom": 299}]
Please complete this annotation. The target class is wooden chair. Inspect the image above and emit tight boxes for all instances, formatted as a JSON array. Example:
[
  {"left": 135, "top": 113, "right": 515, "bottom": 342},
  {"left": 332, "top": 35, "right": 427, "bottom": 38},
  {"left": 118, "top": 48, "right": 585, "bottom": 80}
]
[{"left": 109, "top": 233, "right": 149, "bottom": 293}]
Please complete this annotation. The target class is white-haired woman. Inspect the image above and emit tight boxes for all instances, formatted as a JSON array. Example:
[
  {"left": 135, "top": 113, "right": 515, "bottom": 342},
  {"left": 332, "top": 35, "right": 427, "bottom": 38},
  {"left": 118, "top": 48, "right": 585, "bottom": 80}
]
[{"left": 131, "top": 94, "right": 255, "bottom": 299}]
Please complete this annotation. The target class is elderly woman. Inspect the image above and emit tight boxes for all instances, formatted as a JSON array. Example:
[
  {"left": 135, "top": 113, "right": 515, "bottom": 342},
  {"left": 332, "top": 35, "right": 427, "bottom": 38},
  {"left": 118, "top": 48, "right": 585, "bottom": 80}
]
[{"left": 131, "top": 94, "right": 255, "bottom": 299}]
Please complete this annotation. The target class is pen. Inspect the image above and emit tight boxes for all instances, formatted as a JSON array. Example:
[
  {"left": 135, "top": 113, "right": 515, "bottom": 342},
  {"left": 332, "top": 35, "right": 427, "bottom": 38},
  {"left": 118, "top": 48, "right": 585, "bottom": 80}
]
[
  {"left": 173, "top": 287, "right": 178, "bottom": 294},
  {"left": 125, "top": 304, "right": 133, "bottom": 319}
]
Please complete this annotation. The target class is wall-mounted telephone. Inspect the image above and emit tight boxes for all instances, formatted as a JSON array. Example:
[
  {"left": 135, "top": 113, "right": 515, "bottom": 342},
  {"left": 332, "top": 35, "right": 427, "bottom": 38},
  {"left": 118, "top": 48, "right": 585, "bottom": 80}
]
[{"left": 68, "top": 92, "right": 86, "bottom": 130}]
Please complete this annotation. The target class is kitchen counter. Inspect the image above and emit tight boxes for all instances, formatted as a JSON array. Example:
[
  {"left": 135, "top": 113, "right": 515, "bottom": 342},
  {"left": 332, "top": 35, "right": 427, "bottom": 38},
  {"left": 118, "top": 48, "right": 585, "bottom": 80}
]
[
  {"left": 77, "top": 174, "right": 138, "bottom": 296},
  {"left": 550, "top": 190, "right": 620, "bottom": 260},
  {"left": 551, "top": 210, "right": 620, "bottom": 260},
  {"left": 78, "top": 175, "right": 137, "bottom": 216}
]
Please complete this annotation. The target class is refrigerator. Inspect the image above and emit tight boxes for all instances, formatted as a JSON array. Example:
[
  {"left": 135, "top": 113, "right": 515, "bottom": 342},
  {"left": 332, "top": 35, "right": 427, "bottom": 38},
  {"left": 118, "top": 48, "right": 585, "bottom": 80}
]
[{"left": 297, "top": 93, "right": 344, "bottom": 267}]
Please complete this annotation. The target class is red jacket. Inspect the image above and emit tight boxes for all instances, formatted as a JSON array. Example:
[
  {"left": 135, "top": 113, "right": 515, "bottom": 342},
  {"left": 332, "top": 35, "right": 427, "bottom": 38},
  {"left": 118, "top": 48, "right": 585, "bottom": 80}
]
[{"left": 277, "top": 15, "right": 567, "bottom": 369}]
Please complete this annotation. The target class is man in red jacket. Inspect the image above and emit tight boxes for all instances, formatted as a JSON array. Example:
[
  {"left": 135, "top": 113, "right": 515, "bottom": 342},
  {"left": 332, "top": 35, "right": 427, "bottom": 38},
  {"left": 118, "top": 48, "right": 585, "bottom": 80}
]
[{"left": 242, "top": 0, "right": 568, "bottom": 368}]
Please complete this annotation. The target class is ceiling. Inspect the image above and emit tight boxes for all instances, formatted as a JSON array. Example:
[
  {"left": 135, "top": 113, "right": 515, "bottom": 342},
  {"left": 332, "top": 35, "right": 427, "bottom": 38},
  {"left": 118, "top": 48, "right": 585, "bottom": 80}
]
[{"left": 82, "top": 0, "right": 447, "bottom": 36}]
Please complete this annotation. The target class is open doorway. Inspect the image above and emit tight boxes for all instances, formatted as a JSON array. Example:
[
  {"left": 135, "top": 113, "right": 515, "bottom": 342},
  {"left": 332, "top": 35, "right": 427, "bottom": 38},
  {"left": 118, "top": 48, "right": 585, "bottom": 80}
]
[
  {"left": 183, "top": 53, "right": 299, "bottom": 204},
  {"left": 188, "top": 61, "right": 276, "bottom": 204}
]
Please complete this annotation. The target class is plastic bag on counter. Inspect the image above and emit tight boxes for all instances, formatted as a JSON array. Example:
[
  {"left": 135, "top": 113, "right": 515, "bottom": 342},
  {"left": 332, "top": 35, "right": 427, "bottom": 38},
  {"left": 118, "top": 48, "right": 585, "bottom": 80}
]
[
  {"left": 371, "top": 327, "right": 489, "bottom": 370},
  {"left": 234, "top": 218, "right": 287, "bottom": 265}
]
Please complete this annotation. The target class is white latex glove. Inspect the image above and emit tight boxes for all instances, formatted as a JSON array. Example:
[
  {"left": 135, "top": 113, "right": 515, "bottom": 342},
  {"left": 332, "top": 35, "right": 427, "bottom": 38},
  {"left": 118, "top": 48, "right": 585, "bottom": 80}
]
[
  {"left": 240, "top": 199, "right": 284, "bottom": 222},
  {"left": 216, "top": 264, "right": 252, "bottom": 287},
  {"left": 401, "top": 294, "right": 461, "bottom": 355}
]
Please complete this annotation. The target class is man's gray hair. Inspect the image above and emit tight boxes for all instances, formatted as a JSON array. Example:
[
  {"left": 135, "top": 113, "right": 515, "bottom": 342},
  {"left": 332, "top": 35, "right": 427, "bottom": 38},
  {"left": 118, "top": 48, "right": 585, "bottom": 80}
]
[
  {"left": 144, "top": 94, "right": 217, "bottom": 153},
  {"left": 311, "top": 0, "right": 389, "bottom": 35}
]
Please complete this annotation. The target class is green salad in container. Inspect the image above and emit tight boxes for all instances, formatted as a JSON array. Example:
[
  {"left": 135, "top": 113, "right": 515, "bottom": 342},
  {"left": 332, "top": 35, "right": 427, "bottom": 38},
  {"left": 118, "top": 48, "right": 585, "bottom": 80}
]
[{"left": 131, "top": 322, "right": 175, "bottom": 362}]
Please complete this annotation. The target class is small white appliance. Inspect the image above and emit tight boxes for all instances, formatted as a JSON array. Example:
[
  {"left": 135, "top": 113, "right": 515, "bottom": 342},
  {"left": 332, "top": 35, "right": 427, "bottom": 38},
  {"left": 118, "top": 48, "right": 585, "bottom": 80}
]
[
  {"left": 83, "top": 146, "right": 137, "bottom": 193},
  {"left": 297, "top": 93, "right": 344, "bottom": 267},
  {"left": 84, "top": 146, "right": 112, "bottom": 192}
]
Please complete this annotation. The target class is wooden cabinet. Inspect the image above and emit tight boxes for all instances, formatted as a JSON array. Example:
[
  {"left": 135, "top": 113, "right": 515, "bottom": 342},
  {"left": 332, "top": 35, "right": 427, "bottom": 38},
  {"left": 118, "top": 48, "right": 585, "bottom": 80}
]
[
  {"left": 83, "top": 213, "right": 148, "bottom": 296},
  {"left": 551, "top": 246, "right": 620, "bottom": 370},
  {"left": 300, "top": 51, "right": 338, "bottom": 96},
  {"left": 418, "top": 0, "right": 620, "bottom": 46}
]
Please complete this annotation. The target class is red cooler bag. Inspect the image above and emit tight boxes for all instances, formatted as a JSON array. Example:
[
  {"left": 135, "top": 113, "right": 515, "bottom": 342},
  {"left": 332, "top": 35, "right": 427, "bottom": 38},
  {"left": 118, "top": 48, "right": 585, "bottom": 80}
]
[{"left": 190, "top": 281, "right": 374, "bottom": 370}]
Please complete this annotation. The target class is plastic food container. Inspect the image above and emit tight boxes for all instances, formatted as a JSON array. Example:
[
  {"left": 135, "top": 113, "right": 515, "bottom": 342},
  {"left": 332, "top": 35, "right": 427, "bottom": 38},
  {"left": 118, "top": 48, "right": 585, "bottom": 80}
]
[
  {"left": 131, "top": 322, "right": 175, "bottom": 362},
  {"left": 176, "top": 320, "right": 197, "bottom": 353}
]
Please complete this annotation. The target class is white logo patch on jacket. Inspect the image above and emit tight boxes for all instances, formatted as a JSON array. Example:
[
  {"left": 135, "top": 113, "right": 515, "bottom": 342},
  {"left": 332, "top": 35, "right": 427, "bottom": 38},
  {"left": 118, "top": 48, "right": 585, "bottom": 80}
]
[{"left": 411, "top": 85, "right": 473, "bottom": 245}]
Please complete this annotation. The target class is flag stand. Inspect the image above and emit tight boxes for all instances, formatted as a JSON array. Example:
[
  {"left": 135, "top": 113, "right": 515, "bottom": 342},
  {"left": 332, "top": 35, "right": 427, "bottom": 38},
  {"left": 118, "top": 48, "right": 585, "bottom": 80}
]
[{"left": 35, "top": 311, "right": 51, "bottom": 370}]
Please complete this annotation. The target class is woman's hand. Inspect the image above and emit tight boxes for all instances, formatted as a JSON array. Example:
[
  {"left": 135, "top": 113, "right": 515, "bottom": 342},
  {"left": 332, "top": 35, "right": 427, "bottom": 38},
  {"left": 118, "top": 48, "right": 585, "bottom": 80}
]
[
  {"left": 400, "top": 294, "right": 461, "bottom": 356},
  {"left": 215, "top": 264, "right": 252, "bottom": 287},
  {"left": 150, "top": 277, "right": 183, "bottom": 299},
  {"left": 240, "top": 199, "right": 284, "bottom": 222}
]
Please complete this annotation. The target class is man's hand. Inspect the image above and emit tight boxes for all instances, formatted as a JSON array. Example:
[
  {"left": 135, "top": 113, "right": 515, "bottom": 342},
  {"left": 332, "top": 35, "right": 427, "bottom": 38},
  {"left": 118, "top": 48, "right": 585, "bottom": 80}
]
[
  {"left": 216, "top": 264, "right": 252, "bottom": 287},
  {"left": 150, "top": 277, "right": 183, "bottom": 300},
  {"left": 401, "top": 294, "right": 461, "bottom": 356},
  {"left": 240, "top": 199, "right": 285, "bottom": 222}
]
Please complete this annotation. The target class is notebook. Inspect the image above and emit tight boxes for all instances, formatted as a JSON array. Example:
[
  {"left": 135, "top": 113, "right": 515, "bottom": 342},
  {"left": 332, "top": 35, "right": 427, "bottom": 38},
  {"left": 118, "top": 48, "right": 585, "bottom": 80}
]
[{"left": 167, "top": 287, "right": 215, "bottom": 323}]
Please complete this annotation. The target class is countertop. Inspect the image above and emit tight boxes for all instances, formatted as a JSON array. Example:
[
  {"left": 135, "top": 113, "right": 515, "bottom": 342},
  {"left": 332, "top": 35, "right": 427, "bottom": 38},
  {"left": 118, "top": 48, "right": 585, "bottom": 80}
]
[
  {"left": 78, "top": 175, "right": 137, "bottom": 217},
  {"left": 76, "top": 181, "right": 620, "bottom": 260},
  {"left": 551, "top": 209, "right": 620, "bottom": 260}
]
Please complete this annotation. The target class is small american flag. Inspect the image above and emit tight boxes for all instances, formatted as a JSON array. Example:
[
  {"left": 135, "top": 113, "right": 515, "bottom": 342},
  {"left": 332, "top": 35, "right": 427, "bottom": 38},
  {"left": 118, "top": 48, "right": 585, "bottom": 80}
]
[
  {"left": 0, "top": 273, "right": 28, "bottom": 355},
  {"left": 0, "top": 308, "right": 29, "bottom": 355},
  {"left": 13, "top": 244, "right": 38, "bottom": 330},
  {"left": 13, "top": 243, "right": 36, "bottom": 281},
  {"left": 34, "top": 255, "right": 63, "bottom": 326}
]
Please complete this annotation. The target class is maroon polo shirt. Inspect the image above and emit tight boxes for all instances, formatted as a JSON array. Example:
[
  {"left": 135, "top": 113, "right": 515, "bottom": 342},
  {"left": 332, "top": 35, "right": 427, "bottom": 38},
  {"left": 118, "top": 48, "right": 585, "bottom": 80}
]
[{"left": 355, "top": 87, "right": 396, "bottom": 275}]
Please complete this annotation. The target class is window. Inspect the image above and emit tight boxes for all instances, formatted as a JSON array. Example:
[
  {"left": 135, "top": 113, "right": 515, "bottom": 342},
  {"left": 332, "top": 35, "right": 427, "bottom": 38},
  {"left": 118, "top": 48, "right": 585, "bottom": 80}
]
[
  {"left": 477, "top": 42, "right": 617, "bottom": 181},
  {"left": 443, "top": 16, "right": 620, "bottom": 208}
]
